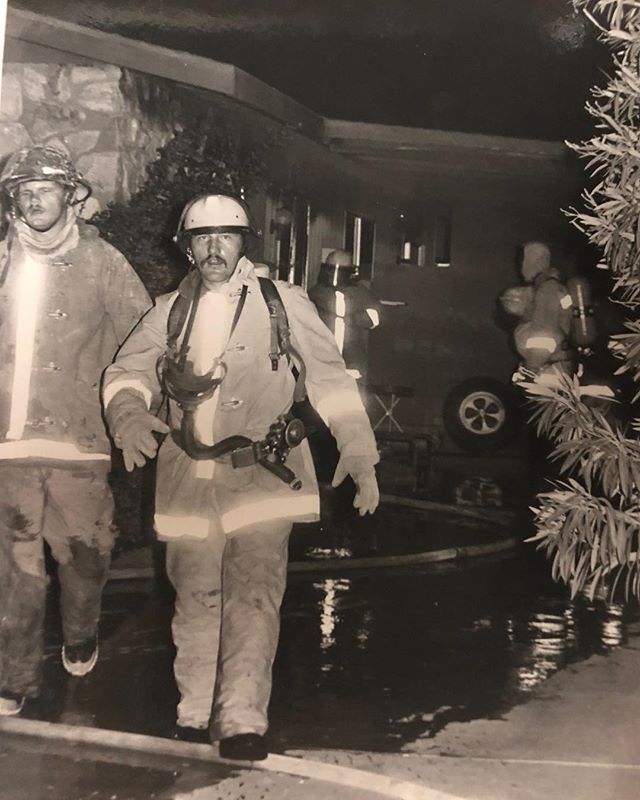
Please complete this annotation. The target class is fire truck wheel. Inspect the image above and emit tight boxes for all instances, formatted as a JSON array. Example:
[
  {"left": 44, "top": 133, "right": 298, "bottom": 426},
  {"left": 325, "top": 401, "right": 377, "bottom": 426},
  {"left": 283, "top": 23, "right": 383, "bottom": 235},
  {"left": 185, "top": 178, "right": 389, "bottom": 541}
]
[{"left": 443, "top": 377, "right": 520, "bottom": 453}]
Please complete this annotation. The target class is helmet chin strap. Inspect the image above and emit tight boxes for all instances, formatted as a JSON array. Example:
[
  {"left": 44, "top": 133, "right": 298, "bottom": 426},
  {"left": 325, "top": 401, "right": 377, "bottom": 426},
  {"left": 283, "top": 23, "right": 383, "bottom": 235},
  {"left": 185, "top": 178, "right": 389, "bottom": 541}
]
[{"left": 64, "top": 187, "right": 77, "bottom": 209}]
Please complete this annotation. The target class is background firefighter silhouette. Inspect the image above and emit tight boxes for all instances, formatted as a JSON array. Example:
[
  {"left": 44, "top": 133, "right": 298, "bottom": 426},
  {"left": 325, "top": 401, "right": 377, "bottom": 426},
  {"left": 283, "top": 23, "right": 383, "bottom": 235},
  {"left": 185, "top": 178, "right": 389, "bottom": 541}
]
[
  {"left": 500, "top": 241, "right": 597, "bottom": 383},
  {"left": 308, "top": 249, "right": 382, "bottom": 383}
]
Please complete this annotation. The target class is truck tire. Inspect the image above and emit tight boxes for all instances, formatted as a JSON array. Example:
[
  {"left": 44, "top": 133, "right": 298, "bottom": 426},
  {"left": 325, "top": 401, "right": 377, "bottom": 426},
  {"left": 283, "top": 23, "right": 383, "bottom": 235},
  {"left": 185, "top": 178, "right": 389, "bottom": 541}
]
[{"left": 443, "top": 377, "right": 519, "bottom": 453}]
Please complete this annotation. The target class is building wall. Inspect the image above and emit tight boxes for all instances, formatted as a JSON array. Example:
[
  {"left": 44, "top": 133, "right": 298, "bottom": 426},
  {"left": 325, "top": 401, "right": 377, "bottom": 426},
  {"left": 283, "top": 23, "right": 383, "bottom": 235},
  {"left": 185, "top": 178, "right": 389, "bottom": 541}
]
[{"left": 369, "top": 179, "right": 583, "bottom": 433}]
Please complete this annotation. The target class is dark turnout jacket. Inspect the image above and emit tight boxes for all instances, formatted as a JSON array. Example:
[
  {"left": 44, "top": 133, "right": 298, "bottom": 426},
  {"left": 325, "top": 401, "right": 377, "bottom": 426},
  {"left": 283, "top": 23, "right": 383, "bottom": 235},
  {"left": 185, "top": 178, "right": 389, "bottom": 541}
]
[{"left": 0, "top": 221, "right": 150, "bottom": 457}]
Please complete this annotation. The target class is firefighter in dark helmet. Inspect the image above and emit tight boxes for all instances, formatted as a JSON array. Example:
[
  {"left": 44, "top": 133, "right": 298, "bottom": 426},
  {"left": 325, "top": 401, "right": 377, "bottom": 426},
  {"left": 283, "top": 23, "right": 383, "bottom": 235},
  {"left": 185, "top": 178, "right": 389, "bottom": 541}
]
[{"left": 0, "top": 145, "right": 150, "bottom": 718}]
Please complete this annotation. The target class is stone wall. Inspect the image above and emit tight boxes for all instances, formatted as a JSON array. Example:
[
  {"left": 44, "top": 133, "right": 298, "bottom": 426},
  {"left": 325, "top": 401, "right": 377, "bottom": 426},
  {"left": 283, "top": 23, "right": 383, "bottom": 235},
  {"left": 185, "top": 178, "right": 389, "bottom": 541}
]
[{"left": 0, "top": 63, "right": 176, "bottom": 216}]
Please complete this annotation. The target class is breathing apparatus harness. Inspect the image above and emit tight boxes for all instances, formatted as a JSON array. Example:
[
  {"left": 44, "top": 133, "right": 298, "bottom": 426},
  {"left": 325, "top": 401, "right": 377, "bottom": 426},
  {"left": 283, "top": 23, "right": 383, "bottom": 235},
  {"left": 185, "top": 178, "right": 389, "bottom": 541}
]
[{"left": 157, "top": 274, "right": 307, "bottom": 490}]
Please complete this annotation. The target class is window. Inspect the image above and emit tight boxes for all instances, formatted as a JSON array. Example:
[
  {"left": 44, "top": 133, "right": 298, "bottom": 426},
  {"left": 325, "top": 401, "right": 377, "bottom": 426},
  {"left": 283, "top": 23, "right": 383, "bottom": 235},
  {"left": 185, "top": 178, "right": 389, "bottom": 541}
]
[
  {"left": 276, "top": 200, "right": 311, "bottom": 287},
  {"left": 275, "top": 220, "right": 292, "bottom": 280},
  {"left": 434, "top": 213, "right": 452, "bottom": 268},
  {"left": 345, "top": 212, "right": 376, "bottom": 281},
  {"left": 399, "top": 240, "right": 426, "bottom": 266}
]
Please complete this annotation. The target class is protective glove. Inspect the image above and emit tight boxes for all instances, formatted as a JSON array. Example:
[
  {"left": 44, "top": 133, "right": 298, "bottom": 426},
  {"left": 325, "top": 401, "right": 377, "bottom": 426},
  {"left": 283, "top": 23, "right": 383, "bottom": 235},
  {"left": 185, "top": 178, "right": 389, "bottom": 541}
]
[
  {"left": 113, "top": 410, "right": 170, "bottom": 472},
  {"left": 331, "top": 454, "right": 379, "bottom": 516}
]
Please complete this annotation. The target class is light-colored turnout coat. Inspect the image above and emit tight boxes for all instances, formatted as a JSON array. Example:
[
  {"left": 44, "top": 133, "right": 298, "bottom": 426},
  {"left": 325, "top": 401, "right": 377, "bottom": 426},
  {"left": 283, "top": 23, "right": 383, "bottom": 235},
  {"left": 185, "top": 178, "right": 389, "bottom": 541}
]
[{"left": 103, "top": 258, "right": 378, "bottom": 538}]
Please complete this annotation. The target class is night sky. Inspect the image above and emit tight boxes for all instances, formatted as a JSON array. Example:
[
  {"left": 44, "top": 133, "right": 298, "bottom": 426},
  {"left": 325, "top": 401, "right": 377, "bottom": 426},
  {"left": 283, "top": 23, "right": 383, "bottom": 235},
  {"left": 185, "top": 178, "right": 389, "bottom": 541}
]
[{"left": 10, "top": 0, "right": 609, "bottom": 141}]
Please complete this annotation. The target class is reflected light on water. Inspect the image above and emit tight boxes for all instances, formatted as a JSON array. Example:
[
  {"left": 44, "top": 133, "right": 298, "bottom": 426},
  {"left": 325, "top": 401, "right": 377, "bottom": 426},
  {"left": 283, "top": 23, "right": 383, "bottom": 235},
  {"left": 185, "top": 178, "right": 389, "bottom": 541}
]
[
  {"left": 512, "top": 601, "right": 628, "bottom": 693},
  {"left": 563, "top": 606, "right": 576, "bottom": 649},
  {"left": 313, "top": 578, "right": 352, "bottom": 653},
  {"left": 516, "top": 611, "right": 568, "bottom": 692},
  {"left": 276, "top": 549, "right": 638, "bottom": 750},
  {"left": 601, "top": 603, "right": 624, "bottom": 648},
  {"left": 357, "top": 609, "right": 372, "bottom": 648}
]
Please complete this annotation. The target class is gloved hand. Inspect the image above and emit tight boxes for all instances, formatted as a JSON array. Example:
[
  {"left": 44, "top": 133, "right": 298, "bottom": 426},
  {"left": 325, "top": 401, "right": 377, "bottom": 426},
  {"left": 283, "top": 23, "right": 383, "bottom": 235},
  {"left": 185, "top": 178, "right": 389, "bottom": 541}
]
[
  {"left": 331, "top": 454, "right": 379, "bottom": 516},
  {"left": 113, "top": 411, "right": 170, "bottom": 472}
]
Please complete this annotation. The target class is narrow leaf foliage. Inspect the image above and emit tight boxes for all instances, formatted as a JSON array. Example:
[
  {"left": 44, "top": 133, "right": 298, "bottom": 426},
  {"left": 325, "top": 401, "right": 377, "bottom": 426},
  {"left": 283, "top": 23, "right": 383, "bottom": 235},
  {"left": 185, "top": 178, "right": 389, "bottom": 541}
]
[{"left": 527, "top": 1, "right": 640, "bottom": 600}]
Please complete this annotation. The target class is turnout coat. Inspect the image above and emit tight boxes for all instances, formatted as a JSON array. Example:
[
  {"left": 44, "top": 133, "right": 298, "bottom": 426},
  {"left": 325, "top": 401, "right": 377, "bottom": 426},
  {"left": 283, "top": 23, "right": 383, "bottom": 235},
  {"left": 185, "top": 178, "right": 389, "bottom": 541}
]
[
  {"left": 0, "top": 221, "right": 150, "bottom": 459},
  {"left": 103, "top": 258, "right": 378, "bottom": 538},
  {"left": 308, "top": 281, "right": 381, "bottom": 378}
]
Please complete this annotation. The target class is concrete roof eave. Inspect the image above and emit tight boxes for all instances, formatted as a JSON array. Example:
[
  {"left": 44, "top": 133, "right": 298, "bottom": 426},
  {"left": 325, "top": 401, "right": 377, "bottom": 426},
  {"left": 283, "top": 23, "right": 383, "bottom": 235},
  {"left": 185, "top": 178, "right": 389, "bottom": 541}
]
[
  {"left": 4, "top": 8, "right": 571, "bottom": 177},
  {"left": 324, "top": 119, "right": 573, "bottom": 180},
  {"left": 4, "top": 7, "right": 324, "bottom": 139}
]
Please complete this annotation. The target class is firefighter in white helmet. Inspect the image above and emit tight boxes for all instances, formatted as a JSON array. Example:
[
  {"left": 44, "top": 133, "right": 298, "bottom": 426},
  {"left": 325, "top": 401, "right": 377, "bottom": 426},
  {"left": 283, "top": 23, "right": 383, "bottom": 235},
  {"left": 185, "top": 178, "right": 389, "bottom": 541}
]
[
  {"left": 102, "top": 193, "right": 379, "bottom": 760},
  {"left": 0, "top": 145, "right": 151, "bottom": 718},
  {"left": 308, "top": 248, "right": 381, "bottom": 382}
]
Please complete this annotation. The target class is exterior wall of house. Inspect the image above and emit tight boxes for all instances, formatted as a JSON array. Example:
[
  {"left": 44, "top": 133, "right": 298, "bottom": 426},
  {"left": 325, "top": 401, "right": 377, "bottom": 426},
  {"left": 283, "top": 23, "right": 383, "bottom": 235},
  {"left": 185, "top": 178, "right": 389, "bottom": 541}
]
[
  {"left": 0, "top": 59, "right": 175, "bottom": 217},
  {"left": 370, "top": 184, "right": 582, "bottom": 433}
]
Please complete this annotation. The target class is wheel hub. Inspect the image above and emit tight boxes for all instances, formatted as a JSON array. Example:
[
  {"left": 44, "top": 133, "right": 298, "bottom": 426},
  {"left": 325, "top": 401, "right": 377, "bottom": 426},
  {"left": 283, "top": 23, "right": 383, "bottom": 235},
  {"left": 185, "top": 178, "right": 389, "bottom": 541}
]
[{"left": 459, "top": 390, "right": 506, "bottom": 436}]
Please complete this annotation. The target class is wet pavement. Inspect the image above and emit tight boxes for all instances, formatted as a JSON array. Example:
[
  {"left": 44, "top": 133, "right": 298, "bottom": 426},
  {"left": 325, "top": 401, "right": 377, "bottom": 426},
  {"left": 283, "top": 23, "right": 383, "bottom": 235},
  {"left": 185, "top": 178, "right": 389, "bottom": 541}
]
[
  {"left": 2, "top": 451, "right": 639, "bottom": 798},
  {"left": 274, "top": 551, "right": 638, "bottom": 752},
  {"left": 17, "top": 543, "right": 637, "bottom": 750},
  {"left": 0, "top": 733, "right": 380, "bottom": 800},
  {"left": 0, "top": 734, "right": 239, "bottom": 800}
]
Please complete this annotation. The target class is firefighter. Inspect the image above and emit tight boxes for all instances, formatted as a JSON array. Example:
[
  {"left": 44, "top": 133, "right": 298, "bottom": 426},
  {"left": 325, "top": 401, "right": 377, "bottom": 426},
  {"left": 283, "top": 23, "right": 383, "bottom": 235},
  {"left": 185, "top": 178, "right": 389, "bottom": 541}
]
[
  {"left": 500, "top": 241, "right": 575, "bottom": 381},
  {"left": 0, "top": 145, "right": 151, "bottom": 717},
  {"left": 308, "top": 248, "right": 381, "bottom": 382},
  {"left": 102, "top": 194, "right": 379, "bottom": 760}
]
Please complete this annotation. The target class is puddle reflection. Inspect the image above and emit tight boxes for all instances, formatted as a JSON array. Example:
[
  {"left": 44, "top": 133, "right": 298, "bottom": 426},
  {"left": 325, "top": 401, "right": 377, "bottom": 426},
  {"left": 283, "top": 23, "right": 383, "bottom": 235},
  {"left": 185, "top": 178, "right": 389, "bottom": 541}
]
[
  {"left": 511, "top": 603, "right": 625, "bottom": 692},
  {"left": 36, "top": 547, "right": 639, "bottom": 756},
  {"left": 272, "top": 553, "right": 640, "bottom": 751},
  {"left": 315, "top": 577, "right": 352, "bottom": 654}
]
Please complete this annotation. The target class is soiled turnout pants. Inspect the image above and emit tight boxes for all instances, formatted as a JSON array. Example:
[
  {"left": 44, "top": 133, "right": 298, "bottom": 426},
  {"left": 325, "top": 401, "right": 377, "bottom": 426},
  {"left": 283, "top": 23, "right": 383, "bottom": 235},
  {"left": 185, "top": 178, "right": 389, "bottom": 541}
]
[
  {"left": 0, "top": 462, "right": 115, "bottom": 697},
  {"left": 166, "top": 519, "right": 292, "bottom": 738}
]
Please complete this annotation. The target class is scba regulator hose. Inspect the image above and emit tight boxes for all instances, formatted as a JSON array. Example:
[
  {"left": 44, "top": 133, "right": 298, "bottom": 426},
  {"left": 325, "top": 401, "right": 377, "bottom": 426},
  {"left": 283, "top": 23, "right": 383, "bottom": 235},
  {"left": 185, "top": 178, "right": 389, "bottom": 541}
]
[{"left": 176, "top": 410, "right": 303, "bottom": 489}]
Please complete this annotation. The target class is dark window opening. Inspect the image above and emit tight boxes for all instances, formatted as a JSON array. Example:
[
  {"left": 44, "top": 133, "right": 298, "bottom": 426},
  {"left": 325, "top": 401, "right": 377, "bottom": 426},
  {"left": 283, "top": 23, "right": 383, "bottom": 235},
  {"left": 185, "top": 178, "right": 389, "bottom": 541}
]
[{"left": 434, "top": 213, "right": 452, "bottom": 268}]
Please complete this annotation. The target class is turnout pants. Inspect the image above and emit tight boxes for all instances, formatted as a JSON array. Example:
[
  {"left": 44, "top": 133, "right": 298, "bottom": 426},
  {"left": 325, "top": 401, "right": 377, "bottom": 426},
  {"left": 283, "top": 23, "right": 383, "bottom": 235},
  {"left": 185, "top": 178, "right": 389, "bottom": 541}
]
[
  {"left": 166, "top": 519, "right": 292, "bottom": 738},
  {"left": 0, "top": 462, "right": 115, "bottom": 697}
]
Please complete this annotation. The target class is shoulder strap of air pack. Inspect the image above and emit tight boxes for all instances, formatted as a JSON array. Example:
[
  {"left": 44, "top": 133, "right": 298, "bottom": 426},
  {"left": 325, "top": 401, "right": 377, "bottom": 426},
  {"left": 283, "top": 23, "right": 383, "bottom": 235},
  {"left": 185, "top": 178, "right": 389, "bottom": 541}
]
[
  {"left": 167, "top": 292, "right": 192, "bottom": 353},
  {"left": 258, "top": 277, "right": 306, "bottom": 401},
  {"left": 167, "top": 281, "right": 278, "bottom": 355},
  {"left": 166, "top": 276, "right": 306, "bottom": 401},
  {"left": 258, "top": 277, "right": 291, "bottom": 368}
]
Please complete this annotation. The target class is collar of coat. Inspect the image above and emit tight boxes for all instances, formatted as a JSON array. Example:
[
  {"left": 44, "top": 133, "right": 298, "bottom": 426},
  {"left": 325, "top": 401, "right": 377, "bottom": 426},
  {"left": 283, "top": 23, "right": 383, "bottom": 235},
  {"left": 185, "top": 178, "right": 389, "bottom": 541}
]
[
  {"left": 177, "top": 256, "right": 255, "bottom": 301},
  {"left": 3, "top": 217, "right": 100, "bottom": 248}
]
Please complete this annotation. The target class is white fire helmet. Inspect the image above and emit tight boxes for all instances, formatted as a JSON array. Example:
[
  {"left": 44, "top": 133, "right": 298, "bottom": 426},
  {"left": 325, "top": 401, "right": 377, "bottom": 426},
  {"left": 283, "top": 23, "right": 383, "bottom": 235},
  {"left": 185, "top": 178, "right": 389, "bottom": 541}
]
[{"left": 174, "top": 194, "right": 255, "bottom": 249}]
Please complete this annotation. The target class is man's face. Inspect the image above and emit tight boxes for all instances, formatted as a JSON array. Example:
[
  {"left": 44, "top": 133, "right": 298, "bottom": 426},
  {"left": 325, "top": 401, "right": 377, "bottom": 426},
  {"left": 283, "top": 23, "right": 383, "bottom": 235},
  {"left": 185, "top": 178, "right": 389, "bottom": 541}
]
[
  {"left": 190, "top": 231, "right": 244, "bottom": 290},
  {"left": 15, "top": 180, "right": 68, "bottom": 232}
]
